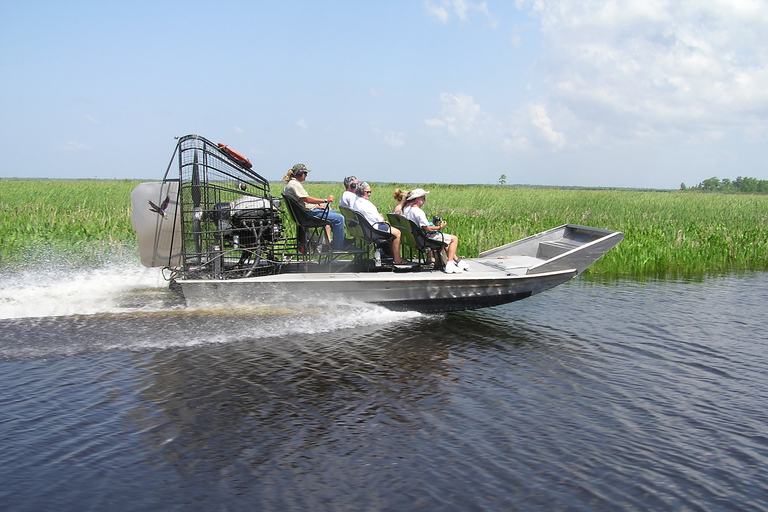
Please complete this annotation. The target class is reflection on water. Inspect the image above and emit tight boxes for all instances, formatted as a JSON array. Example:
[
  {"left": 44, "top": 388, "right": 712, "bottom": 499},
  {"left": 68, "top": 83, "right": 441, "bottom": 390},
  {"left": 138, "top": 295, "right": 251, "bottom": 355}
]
[{"left": 1, "top": 266, "right": 768, "bottom": 511}]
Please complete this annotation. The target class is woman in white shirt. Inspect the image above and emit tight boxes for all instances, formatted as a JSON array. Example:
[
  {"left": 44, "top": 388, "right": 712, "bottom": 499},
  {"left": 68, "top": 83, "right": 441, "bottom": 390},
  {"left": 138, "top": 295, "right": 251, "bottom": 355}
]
[{"left": 352, "top": 182, "right": 412, "bottom": 266}]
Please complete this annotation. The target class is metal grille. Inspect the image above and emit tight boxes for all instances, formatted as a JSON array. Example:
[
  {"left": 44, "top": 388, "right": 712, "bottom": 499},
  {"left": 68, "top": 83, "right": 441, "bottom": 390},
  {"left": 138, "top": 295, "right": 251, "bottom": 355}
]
[{"left": 173, "top": 135, "right": 288, "bottom": 279}]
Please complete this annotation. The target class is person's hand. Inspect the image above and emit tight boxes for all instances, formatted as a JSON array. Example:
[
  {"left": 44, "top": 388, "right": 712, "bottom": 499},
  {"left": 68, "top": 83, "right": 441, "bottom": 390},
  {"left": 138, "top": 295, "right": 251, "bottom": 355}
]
[
  {"left": 326, "top": 195, "right": 334, "bottom": 203},
  {"left": 440, "top": 220, "right": 447, "bottom": 229}
]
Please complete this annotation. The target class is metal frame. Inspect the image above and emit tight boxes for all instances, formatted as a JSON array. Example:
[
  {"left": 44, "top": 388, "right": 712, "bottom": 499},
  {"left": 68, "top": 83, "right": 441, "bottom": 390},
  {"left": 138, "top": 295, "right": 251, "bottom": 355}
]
[{"left": 165, "top": 135, "right": 287, "bottom": 280}]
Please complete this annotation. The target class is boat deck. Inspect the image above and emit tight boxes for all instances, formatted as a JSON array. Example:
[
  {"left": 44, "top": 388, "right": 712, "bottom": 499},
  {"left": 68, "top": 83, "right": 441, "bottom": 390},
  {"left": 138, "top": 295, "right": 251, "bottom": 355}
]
[
  {"left": 181, "top": 255, "right": 550, "bottom": 285},
  {"left": 473, "top": 255, "right": 544, "bottom": 275}
]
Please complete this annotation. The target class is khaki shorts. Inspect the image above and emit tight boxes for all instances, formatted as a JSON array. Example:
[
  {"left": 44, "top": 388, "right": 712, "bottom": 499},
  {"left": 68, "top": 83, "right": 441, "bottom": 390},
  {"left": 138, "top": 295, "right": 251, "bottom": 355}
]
[{"left": 426, "top": 231, "right": 454, "bottom": 246}]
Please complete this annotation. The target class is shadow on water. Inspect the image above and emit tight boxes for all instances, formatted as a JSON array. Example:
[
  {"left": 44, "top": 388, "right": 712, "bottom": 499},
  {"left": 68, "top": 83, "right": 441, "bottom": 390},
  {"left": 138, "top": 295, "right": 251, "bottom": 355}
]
[{"left": 113, "top": 305, "right": 607, "bottom": 510}]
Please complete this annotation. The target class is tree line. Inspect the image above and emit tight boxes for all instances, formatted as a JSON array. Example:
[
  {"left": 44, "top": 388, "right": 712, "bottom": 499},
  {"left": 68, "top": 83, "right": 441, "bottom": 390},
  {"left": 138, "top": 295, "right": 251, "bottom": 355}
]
[{"left": 681, "top": 176, "right": 768, "bottom": 193}]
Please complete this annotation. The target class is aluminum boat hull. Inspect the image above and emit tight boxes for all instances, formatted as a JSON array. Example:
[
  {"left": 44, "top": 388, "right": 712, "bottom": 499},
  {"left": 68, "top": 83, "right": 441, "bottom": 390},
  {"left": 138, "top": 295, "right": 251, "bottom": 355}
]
[
  {"left": 175, "top": 224, "right": 623, "bottom": 313},
  {"left": 179, "top": 266, "right": 578, "bottom": 313}
]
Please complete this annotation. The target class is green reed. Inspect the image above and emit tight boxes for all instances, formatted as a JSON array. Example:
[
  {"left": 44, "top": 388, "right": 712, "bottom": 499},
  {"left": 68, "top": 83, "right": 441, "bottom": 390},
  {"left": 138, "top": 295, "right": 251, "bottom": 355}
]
[
  {"left": 0, "top": 179, "right": 139, "bottom": 265},
  {"left": 3, "top": 179, "right": 767, "bottom": 278},
  {"left": 310, "top": 182, "right": 768, "bottom": 278}
]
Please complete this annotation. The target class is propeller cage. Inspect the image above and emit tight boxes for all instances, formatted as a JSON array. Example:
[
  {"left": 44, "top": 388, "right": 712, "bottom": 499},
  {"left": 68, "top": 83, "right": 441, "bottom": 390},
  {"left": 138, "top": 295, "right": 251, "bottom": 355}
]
[{"left": 171, "top": 135, "right": 287, "bottom": 279}]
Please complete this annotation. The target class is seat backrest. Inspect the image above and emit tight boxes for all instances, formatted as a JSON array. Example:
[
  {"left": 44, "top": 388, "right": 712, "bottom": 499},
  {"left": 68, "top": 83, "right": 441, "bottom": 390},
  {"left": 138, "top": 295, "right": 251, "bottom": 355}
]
[
  {"left": 387, "top": 213, "right": 442, "bottom": 251},
  {"left": 340, "top": 207, "right": 365, "bottom": 241},
  {"left": 281, "top": 194, "right": 329, "bottom": 228},
  {"left": 386, "top": 213, "right": 418, "bottom": 250},
  {"left": 352, "top": 210, "right": 395, "bottom": 245},
  {"left": 339, "top": 207, "right": 359, "bottom": 236}
]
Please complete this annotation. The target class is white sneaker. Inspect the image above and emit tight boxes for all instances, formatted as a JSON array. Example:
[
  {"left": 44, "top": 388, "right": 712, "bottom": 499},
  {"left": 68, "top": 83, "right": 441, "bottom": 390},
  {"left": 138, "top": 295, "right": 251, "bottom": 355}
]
[
  {"left": 444, "top": 261, "right": 460, "bottom": 274},
  {"left": 457, "top": 259, "right": 469, "bottom": 271}
]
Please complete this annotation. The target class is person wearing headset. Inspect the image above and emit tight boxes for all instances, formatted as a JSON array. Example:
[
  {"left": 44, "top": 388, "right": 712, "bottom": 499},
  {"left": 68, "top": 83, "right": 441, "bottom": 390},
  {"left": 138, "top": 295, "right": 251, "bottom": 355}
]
[
  {"left": 339, "top": 176, "right": 358, "bottom": 210},
  {"left": 282, "top": 163, "right": 346, "bottom": 250},
  {"left": 352, "top": 182, "right": 413, "bottom": 266}
]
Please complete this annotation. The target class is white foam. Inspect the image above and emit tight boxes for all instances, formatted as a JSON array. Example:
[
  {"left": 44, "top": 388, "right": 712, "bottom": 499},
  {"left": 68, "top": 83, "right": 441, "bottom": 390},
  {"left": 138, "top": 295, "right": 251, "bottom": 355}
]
[
  {"left": 0, "top": 260, "right": 426, "bottom": 358},
  {"left": 0, "top": 263, "right": 170, "bottom": 319},
  {"left": 0, "top": 262, "right": 424, "bottom": 330},
  {"left": 173, "top": 295, "right": 425, "bottom": 347}
]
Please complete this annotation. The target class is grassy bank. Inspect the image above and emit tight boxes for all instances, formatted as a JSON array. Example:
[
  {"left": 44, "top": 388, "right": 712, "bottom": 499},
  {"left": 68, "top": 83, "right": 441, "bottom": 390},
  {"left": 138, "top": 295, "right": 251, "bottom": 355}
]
[
  {"left": 0, "top": 179, "right": 139, "bottom": 267},
  {"left": 2, "top": 179, "right": 767, "bottom": 278}
]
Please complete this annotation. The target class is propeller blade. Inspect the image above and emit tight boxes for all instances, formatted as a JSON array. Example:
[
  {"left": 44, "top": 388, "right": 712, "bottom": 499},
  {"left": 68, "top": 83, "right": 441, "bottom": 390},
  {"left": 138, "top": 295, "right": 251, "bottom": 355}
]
[
  {"left": 192, "top": 151, "right": 201, "bottom": 208},
  {"left": 193, "top": 217, "right": 202, "bottom": 261}
]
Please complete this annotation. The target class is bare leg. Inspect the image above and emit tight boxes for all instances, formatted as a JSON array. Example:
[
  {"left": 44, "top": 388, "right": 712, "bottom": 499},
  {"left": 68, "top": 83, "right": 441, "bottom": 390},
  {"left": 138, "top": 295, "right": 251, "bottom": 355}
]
[
  {"left": 389, "top": 227, "right": 409, "bottom": 264},
  {"left": 324, "top": 225, "right": 332, "bottom": 245},
  {"left": 446, "top": 235, "right": 458, "bottom": 261}
]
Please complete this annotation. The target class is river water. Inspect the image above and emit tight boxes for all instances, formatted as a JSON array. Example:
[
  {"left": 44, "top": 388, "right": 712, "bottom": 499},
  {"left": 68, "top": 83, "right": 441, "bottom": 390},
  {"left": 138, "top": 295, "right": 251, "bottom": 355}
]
[{"left": 1, "top": 262, "right": 767, "bottom": 511}]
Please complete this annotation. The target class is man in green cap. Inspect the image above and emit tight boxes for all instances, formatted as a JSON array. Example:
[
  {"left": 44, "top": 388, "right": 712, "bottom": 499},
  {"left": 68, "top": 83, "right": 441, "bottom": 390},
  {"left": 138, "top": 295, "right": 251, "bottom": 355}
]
[{"left": 282, "top": 163, "right": 346, "bottom": 249}]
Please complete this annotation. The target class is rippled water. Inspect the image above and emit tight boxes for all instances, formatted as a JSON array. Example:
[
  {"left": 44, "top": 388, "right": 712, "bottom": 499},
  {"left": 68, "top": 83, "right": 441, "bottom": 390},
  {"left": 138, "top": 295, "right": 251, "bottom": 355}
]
[{"left": 1, "top": 264, "right": 767, "bottom": 511}]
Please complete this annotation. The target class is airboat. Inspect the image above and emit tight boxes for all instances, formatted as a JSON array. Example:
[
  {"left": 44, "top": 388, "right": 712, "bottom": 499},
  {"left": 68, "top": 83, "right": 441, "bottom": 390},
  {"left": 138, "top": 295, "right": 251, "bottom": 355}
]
[{"left": 130, "top": 135, "right": 623, "bottom": 313}]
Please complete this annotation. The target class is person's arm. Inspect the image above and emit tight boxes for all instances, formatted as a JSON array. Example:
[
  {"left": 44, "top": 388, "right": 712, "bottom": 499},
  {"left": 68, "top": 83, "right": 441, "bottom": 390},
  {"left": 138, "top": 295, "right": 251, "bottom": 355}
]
[
  {"left": 370, "top": 202, "right": 385, "bottom": 223},
  {"left": 418, "top": 209, "right": 444, "bottom": 231},
  {"left": 424, "top": 220, "right": 446, "bottom": 232},
  {"left": 302, "top": 194, "right": 334, "bottom": 208}
]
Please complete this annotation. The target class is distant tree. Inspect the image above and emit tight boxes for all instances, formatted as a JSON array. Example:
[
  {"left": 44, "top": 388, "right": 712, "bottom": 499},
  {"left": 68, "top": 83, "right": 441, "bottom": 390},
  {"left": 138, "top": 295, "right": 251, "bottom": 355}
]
[
  {"left": 700, "top": 177, "right": 721, "bottom": 191},
  {"left": 498, "top": 174, "right": 507, "bottom": 186},
  {"left": 689, "top": 175, "right": 768, "bottom": 194},
  {"left": 735, "top": 176, "right": 759, "bottom": 193},
  {"left": 680, "top": 183, "right": 687, "bottom": 190}
]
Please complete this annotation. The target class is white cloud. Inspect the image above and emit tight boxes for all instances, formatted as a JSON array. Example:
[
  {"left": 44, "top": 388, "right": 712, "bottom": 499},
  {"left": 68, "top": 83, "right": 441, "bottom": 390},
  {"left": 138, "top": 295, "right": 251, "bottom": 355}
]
[
  {"left": 425, "top": 92, "right": 489, "bottom": 137},
  {"left": 62, "top": 141, "right": 88, "bottom": 151},
  {"left": 234, "top": 126, "right": 244, "bottom": 133},
  {"left": 425, "top": 118, "right": 446, "bottom": 129},
  {"left": 297, "top": 119, "right": 308, "bottom": 130},
  {"left": 384, "top": 131, "right": 405, "bottom": 147},
  {"left": 505, "top": 136, "right": 531, "bottom": 151},
  {"left": 374, "top": 128, "right": 406, "bottom": 147},
  {"left": 425, "top": 0, "right": 449, "bottom": 23},
  {"left": 425, "top": 0, "right": 496, "bottom": 27},
  {"left": 528, "top": 102, "right": 565, "bottom": 148},
  {"left": 518, "top": 0, "right": 768, "bottom": 142},
  {"left": 426, "top": 92, "right": 563, "bottom": 151},
  {"left": 510, "top": 26, "right": 522, "bottom": 48}
]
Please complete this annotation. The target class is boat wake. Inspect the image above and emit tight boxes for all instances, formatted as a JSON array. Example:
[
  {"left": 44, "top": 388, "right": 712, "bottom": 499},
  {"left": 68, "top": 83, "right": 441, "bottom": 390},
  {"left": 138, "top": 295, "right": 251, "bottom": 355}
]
[
  {"left": 0, "top": 259, "right": 423, "bottom": 360},
  {"left": 0, "top": 262, "right": 180, "bottom": 320}
]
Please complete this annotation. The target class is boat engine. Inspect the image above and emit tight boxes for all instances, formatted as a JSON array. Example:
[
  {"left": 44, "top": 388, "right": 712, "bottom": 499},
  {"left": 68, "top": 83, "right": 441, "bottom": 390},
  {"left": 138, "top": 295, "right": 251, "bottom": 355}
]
[{"left": 131, "top": 135, "right": 288, "bottom": 280}]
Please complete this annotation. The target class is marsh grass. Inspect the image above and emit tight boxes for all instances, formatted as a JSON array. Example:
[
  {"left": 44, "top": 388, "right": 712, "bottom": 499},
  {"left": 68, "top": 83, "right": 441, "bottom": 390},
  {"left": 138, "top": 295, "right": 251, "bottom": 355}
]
[
  {"left": 0, "top": 180, "right": 138, "bottom": 266},
  {"left": 2, "top": 179, "right": 767, "bottom": 278},
  {"left": 310, "top": 182, "right": 768, "bottom": 278}
]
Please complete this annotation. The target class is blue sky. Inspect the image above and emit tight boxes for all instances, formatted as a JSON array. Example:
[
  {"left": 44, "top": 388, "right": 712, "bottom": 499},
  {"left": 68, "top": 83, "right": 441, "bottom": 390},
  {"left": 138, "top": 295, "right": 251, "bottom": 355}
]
[{"left": 1, "top": 0, "right": 766, "bottom": 188}]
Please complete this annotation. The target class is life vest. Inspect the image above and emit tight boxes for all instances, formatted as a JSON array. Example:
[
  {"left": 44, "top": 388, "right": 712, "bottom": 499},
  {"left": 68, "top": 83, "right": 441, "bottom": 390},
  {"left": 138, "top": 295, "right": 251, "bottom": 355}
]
[{"left": 217, "top": 143, "right": 252, "bottom": 169}]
